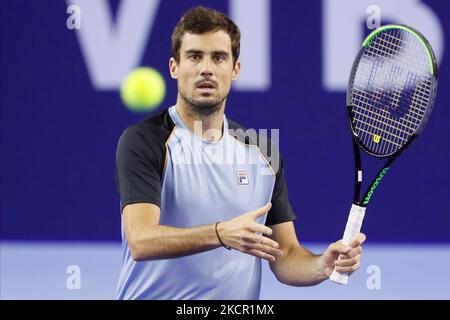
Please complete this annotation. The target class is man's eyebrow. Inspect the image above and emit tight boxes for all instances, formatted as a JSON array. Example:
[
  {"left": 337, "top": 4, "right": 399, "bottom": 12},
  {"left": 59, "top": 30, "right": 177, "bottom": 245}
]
[
  {"left": 212, "top": 50, "right": 230, "bottom": 57},
  {"left": 184, "top": 49, "right": 230, "bottom": 56},
  {"left": 185, "top": 49, "right": 203, "bottom": 55}
]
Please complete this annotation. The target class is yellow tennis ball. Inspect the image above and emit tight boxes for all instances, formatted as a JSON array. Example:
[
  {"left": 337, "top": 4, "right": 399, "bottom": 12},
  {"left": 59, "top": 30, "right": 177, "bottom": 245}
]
[{"left": 120, "top": 67, "right": 166, "bottom": 112}]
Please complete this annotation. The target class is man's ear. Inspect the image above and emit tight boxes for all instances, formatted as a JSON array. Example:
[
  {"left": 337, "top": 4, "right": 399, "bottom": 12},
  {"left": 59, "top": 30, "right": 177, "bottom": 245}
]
[
  {"left": 169, "top": 57, "right": 178, "bottom": 79},
  {"left": 231, "top": 59, "right": 241, "bottom": 80}
]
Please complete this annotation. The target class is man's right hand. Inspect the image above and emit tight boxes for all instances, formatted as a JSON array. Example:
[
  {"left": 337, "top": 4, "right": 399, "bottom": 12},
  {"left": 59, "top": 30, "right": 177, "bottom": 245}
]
[{"left": 217, "top": 203, "right": 283, "bottom": 262}]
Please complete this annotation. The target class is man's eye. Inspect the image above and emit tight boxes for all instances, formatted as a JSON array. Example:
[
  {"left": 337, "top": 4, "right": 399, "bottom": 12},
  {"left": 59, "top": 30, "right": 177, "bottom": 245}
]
[
  {"left": 214, "top": 56, "right": 225, "bottom": 62},
  {"left": 190, "top": 55, "right": 200, "bottom": 61}
]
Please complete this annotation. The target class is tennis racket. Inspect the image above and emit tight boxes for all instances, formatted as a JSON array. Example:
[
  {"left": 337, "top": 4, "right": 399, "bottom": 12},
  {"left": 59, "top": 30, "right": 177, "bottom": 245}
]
[{"left": 329, "top": 25, "right": 438, "bottom": 284}]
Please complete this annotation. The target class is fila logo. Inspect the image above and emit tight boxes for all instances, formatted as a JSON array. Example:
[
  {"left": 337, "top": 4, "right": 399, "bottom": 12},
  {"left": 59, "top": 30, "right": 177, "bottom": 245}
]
[{"left": 237, "top": 171, "right": 249, "bottom": 185}]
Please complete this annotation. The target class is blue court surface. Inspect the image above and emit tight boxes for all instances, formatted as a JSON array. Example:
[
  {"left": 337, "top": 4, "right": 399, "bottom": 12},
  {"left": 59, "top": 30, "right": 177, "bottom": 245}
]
[{"left": 1, "top": 242, "right": 449, "bottom": 300}]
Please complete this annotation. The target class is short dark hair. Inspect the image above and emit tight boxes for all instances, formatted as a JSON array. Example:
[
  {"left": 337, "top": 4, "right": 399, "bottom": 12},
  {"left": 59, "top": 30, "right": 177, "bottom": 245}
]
[{"left": 171, "top": 6, "right": 241, "bottom": 66}]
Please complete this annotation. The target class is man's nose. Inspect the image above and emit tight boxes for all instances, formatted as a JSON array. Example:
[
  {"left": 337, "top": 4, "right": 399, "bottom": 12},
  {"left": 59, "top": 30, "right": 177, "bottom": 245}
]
[{"left": 200, "top": 58, "right": 213, "bottom": 77}]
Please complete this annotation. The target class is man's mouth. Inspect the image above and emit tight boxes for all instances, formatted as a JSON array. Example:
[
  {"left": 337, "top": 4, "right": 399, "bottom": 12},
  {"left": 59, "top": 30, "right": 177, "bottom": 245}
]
[{"left": 196, "top": 81, "right": 216, "bottom": 92}]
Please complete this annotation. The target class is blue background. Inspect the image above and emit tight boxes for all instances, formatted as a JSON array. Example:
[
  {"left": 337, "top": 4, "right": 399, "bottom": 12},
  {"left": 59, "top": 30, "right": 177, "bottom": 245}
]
[{"left": 1, "top": 0, "right": 449, "bottom": 244}]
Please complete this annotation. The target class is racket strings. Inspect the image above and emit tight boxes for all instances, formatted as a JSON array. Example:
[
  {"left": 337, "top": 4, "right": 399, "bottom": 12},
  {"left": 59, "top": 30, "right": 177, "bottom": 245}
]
[
  {"left": 350, "top": 28, "right": 434, "bottom": 155},
  {"left": 352, "top": 91, "right": 412, "bottom": 153},
  {"left": 352, "top": 92, "right": 415, "bottom": 134},
  {"left": 368, "top": 31, "right": 429, "bottom": 74},
  {"left": 352, "top": 89, "right": 422, "bottom": 131},
  {"left": 367, "top": 30, "right": 432, "bottom": 110}
]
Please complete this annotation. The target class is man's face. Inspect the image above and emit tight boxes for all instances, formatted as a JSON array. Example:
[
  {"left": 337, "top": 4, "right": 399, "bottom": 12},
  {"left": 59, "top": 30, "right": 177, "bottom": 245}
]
[{"left": 169, "top": 30, "right": 240, "bottom": 115}]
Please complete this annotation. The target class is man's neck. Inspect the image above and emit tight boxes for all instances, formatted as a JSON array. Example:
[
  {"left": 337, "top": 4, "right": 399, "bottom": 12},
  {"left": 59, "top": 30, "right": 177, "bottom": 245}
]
[{"left": 175, "top": 100, "right": 225, "bottom": 142}]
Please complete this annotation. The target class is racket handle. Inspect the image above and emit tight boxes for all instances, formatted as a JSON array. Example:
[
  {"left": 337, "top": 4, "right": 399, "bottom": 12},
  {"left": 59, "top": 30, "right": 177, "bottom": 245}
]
[{"left": 329, "top": 204, "right": 366, "bottom": 285}]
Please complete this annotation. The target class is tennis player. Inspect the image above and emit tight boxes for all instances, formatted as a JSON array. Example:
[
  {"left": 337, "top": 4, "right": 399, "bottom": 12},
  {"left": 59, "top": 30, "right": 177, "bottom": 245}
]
[{"left": 115, "top": 6, "right": 365, "bottom": 299}]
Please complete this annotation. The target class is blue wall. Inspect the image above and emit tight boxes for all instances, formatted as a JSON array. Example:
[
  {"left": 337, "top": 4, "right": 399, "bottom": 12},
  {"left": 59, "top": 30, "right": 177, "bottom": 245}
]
[{"left": 1, "top": 0, "right": 449, "bottom": 242}]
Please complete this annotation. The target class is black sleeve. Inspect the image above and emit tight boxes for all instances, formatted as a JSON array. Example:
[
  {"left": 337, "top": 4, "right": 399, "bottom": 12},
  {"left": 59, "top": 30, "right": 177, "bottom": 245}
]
[
  {"left": 115, "top": 127, "right": 165, "bottom": 212},
  {"left": 265, "top": 156, "right": 297, "bottom": 226}
]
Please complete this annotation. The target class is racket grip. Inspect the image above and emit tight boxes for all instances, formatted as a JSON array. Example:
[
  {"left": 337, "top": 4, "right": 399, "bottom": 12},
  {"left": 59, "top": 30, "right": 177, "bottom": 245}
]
[{"left": 329, "top": 204, "right": 366, "bottom": 285}]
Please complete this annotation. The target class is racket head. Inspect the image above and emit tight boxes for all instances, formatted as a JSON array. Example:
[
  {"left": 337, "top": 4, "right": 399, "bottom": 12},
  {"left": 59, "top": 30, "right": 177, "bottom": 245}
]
[{"left": 347, "top": 25, "right": 438, "bottom": 158}]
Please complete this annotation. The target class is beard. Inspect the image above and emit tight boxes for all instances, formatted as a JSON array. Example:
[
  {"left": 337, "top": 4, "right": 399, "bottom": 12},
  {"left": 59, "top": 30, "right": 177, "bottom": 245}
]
[{"left": 179, "top": 90, "right": 226, "bottom": 116}]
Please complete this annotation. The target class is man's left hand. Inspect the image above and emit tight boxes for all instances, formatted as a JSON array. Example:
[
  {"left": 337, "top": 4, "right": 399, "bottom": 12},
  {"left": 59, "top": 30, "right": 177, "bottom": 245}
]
[{"left": 319, "top": 233, "right": 366, "bottom": 278}]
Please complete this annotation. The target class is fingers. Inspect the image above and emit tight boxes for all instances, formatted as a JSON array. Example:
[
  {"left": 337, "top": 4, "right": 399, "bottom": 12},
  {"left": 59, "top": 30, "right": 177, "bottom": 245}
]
[
  {"left": 246, "top": 246, "right": 283, "bottom": 262},
  {"left": 336, "top": 245, "right": 362, "bottom": 260},
  {"left": 228, "top": 203, "right": 281, "bottom": 262},
  {"left": 334, "top": 258, "right": 361, "bottom": 273},
  {"left": 242, "top": 235, "right": 283, "bottom": 259},
  {"left": 334, "top": 255, "right": 360, "bottom": 268},
  {"left": 334, "top": 262, "right": 360, "bottom": 273},
  {"left": 332, "top": 232, "right": 365, "bottom": 258},
  {"left": 250, "top": 223, "right": 273, "bottom": 236},
  {"left": 252, "top": 243, "right": 284, "bottom": 258},
  {"left": 246, "top": 248, "right": 277, "bottom": 262},
  {"left": 341, "top": 233, "right": 365, "bottom": 258},
  {"left": 345, "top": 246, "right": 363, "bottom": 258},
  {"left": 245, "top": 234, "right": 280, "bottom": 248},
  {"left": 350, "top": 233, "right": 366, "bottom": 247},
  {"left": 327, "top": 241, "right": 345, "bottom": 257},
  {"left": 246, "top": 203, "right": 273, "bottom": 236},
  {"left": 241, "top": 235, "right": 283, "bottom": 262},
  {"left": 330, "top": 234, "right": 365, "bottom": 273},
  {"left": 251, "top": 202, "right": 272, "bottom": 219}
]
